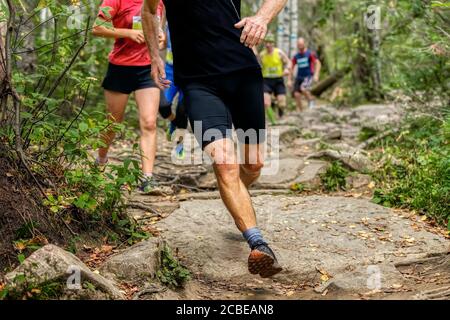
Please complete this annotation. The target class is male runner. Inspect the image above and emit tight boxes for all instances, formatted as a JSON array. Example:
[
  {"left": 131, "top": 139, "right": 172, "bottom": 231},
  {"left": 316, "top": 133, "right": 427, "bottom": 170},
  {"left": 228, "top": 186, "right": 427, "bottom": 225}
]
[
  {"left": 260, "top": 34, "right": 291, "bottom": 121},
  {"left": 289, "top": 37, "right": 321, "bottom": 110},
  {"left": 142, "top": 0, "right": 287, "bottom": 278}
]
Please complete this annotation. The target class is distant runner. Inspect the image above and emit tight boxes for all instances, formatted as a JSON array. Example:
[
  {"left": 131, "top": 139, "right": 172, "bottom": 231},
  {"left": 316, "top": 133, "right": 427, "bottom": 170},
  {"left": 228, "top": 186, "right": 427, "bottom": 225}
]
[
  {"left": 93, "top": 0, "right": 165, "bottom": 193},
  {"left": 260, "top": 34, "right": 291, "bottom": 123},
  {"left": 289, "top": 37, "right": 321, "bottom": 110}
]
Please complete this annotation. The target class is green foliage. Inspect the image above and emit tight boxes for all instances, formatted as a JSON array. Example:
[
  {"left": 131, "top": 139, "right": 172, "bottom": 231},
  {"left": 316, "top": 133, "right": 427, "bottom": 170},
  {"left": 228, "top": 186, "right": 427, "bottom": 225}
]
[
  {"left": 0, "top": 275, "right": 65, "bottom": 300},
  {"left": 290, "top": 182, "right": 305, "bottom": 192},
  {"left": 313, "top": 0, "right": 449, "bottom": 105},
  {"left": 358, "top": 127, "right": 378, "bottom": 142},
  {"left": 321, "top": 161, "right": 349, "bottom": 191},
  {"left": 372, "top": 115, "right": 450, "bottom": 227},
  {"left": 0, "top": 0, "right": 149, "bottom": 249},
  {"left": 114, "top": 218, "right": 150, "bottom": 245},
  {"left": 157, "top": 244, "right": 191, "bottom": 288}
]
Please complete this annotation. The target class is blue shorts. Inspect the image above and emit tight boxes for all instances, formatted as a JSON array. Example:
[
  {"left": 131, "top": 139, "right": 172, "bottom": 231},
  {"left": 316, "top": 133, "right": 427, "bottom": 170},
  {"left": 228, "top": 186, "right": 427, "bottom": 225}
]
[{"left": 165, "top": 64, "right": 183, "bottom": 104}]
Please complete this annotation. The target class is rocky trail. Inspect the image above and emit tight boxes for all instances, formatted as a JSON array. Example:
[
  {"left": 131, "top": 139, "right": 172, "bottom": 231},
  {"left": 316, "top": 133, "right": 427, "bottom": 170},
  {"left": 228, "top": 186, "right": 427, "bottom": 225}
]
[{"left": 5, "top": 103, "right": 449, "bottom": 300}]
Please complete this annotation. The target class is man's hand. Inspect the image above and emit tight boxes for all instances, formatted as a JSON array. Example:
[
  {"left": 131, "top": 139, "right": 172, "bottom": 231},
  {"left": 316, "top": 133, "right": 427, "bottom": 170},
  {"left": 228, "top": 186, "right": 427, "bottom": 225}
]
[
  {"left": 151, "top": 56, "right": 171, "bottom": 90},
  {"left": 314, "top": 74, "right": 320, "bottom": 83},
  {"left": 234, "top": 15, "right": 269, "bottom": 48},
  {"left": 127, "top": 30, "right": 145, "bottom": 44}
]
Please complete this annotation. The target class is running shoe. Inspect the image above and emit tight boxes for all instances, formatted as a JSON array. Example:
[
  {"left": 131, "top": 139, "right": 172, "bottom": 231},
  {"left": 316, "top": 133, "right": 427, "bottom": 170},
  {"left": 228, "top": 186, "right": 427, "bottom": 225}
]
[
  {"left": 266, "top": 106, "right": 277, "bottom": 126},
  {"left": 308, "top": 100, "right": 316, "bottom": 109},
  {"left": 248, "top": 242, "right": 282, "bottom": 278},
  {"left": 139, "top": 176, "right": 159, "bottom": 194}
]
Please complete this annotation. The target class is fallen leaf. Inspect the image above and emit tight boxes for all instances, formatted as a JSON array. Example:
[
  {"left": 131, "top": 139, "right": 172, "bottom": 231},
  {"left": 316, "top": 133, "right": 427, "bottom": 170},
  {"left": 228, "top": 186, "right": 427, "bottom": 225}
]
[
  {"left": 286, "top": 291, "right": 295, "bottom": 297},
  {"left": 320, "top": 274, "right": 330, "bottom": 282},
  {"left": 101, "top": 245, "right": 113, "bottom": 253},
  {"left": 14, "top": 242, "right": 27, "bottom": 251}
]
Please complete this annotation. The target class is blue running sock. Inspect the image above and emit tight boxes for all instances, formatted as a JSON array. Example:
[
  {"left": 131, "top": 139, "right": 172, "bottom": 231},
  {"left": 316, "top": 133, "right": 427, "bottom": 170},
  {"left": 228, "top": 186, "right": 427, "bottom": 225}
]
[{"left": 243, "top": 227, "right": 267, "bottom": 249}]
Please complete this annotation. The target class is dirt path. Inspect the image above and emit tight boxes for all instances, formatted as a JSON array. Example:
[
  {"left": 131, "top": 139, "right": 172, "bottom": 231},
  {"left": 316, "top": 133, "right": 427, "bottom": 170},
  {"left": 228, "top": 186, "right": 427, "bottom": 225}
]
[
  {"left": 104, "top": 103, "right": 448, "bottom": 300},
  {"left": 6, "top": 103, "right": 448, "bottom": 300}
]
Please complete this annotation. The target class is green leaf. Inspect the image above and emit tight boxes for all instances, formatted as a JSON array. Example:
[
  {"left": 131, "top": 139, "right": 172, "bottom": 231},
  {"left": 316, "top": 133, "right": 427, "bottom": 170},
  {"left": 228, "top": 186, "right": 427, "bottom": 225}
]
[
  {"left": 18, "top": 254, "right": 25, "bottom": 264},
  {"left": 79, "top": 122, "right": 89, "bottom": 132}
]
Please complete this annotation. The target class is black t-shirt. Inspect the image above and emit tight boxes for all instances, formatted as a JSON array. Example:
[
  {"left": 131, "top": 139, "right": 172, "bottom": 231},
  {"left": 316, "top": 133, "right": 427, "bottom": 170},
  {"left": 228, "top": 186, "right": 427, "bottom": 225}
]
[{"left": 163, "top": 0, "right": 260, "bottom": 84}]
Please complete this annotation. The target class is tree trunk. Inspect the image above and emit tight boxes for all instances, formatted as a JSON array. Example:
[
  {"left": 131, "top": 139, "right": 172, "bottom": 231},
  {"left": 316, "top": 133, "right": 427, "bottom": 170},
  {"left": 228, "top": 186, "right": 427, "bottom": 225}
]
[
  {"left": 311, "top": 67, "right": 351, "bottom": 97},
  {"left": 369, "top": 27, "right": 383, "bottom": 100},
  {"left": 0, "top": 20, "right": 6, "bottom": 85}
]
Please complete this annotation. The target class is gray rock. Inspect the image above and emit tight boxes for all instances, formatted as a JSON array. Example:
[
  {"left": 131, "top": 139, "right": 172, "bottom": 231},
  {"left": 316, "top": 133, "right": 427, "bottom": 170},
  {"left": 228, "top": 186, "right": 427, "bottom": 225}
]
[
  {"left": 5, "top": 245, "right": 124, "bottom": 300},
  {"left": 294, "top": 160, "right": 329, "bottom": 189},
  {"left": 156, "top": 195, "right": 449, "bottom": 289},
  {"left": 315, "top": 264, "right": 407, "bottom": 293},
  {"left": 324, "top": 129, "right": 342, "bottom": 140},
  {"left": 346, "top": 174, "right": 373, "bottom": 189},
  {"left": 256, "top": 158, "right": 304, "bottom": 188},
  {"left": 351, "top": 104, "right": 402, "bottom": 129},
  {"left": 274, "top": 125, "right": 302, "bottom": 144},
  {"left": 100, "top": 238, "right": 161, "bottom": 282},
  {"left": 308, "top": 147, "right": 373, "bottom": 172}
]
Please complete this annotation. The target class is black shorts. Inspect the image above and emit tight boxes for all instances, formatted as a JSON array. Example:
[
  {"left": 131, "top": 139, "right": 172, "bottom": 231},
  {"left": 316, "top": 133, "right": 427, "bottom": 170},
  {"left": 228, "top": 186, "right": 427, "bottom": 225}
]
[
  {"left": 102, "top": 63, "right": 157, "bottom": 94},
  {"left": 263, "top": 77, "right": 286, "bottom": 96},
  {"left": 293, "top": 76, "right": 314, "bottom": 93},
  {"left": 181, "top": 68, "right": 266, "bottom": 149}
]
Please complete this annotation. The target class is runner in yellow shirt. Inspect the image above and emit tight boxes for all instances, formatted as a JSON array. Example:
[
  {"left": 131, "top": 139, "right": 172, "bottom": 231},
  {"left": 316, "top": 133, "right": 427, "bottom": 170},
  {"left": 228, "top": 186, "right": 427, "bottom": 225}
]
[{"left": 259, "top": 34, "right": 291, "bottom": 124}]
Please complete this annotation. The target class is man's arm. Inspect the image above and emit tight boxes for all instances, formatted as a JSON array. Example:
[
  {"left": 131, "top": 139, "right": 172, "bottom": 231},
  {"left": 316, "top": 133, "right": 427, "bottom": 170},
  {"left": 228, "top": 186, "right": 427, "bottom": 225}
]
[
  {"left": 279, "top": 49, "right": 292, "bottom": 76},
  {"left": 235, "top": 0, "right": 287, "bottom": 48},
  {"left": 142, "top": 0, "right": 170, "bottom": 88},
  {"left": 289, "top": 57, "right": 297, "bottom": 85},
  {"left": 314, "top": 59, "right": 322, "bottom": 82}
]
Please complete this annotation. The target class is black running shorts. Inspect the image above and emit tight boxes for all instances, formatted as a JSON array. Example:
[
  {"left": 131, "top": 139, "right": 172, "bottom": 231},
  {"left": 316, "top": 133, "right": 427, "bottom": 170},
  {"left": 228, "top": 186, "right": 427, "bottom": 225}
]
[
  {"left": 293, "top": 76, "right": 314, "bottom": 93},
  {"left": 263, "top": 77, "right": 287, "bottom": 96},
  {"left": 181, "top": 68, "right": 266, "bottom": 149},
  {"left": 102, "top": 63, "right": 157, "bottom": 94}
]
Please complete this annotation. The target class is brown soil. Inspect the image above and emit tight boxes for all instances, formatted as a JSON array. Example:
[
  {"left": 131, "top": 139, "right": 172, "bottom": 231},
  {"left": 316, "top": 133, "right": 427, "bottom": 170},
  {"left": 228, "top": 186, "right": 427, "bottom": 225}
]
[{"left": 0, "top": 148, "right": 67, "bottom": 276}]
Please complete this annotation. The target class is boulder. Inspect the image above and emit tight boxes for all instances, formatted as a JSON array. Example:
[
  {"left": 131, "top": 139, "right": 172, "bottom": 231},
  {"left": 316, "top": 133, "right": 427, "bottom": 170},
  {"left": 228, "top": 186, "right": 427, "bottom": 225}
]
[
  {"left": 100, "top": 238, "right": 161, "bottom": 282},
  {"left": 307, "top": 144, "right": 373, "bottom": 172},
  {"left": 5, "top": 245, "right": 124, "bottom": 300},
  {"left": 351, "top": 104, "right": 402, "bottom": 130},
  {"left": 294, "top": 160, "right": 329, "bottom": 189}
]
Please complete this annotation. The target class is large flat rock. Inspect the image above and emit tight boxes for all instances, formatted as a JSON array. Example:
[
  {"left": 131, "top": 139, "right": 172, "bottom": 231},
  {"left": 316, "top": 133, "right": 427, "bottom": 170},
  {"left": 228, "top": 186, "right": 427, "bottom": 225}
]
[
  {"left": 256, "top": 158, "right": 304, "bottom": 188},
  {"left": 156, "top": 195, "right": 449, "bottom": 288}
]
